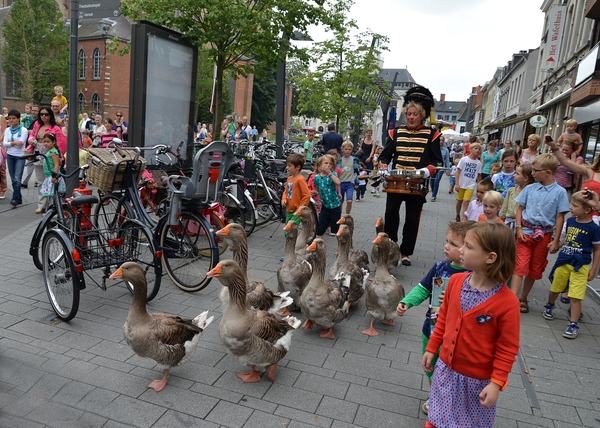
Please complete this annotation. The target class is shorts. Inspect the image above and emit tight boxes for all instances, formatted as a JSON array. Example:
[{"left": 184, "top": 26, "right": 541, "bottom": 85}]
[
  {"left": 456, "top": 187, "right": 474, "bottom": 202},
  {"left": 284, "top": 212, "right": 301, "bottom": 237},
  {"left": 550, "top": 264, "right": 588, "bottom": 300},
  {"left": 514, "top": 233, "right": 551, "bottom": 279},
  {"left": 422, "top": 334, "right": 439, "bottom": 380},
  {"left": 340, "top": 182, "right": 354, "bottom": 202}
]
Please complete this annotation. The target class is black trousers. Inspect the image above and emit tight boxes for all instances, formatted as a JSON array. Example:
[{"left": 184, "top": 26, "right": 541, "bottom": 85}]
[{"left": 383, "top": 193, "right": 425, "bottom": 256}]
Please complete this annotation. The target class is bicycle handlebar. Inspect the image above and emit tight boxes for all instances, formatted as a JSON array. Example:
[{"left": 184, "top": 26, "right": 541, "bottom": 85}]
[{"left": 20, "top": 151, "right": 89, "bottom": 180}]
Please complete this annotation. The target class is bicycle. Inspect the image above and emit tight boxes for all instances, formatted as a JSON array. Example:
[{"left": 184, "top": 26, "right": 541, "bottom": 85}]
[
  {"left": 89, "top": 141, "right": 231, "bottom": 292},
  {"left": 23, "top": 151, "right": 162, "bottom": 322}
]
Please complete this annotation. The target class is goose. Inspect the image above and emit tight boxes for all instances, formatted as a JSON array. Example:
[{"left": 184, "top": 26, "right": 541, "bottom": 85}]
[
  {"left": 336, "top": 214, "right": 370, "bottom": 270},
  {"left": 328, "top": 224, "right": 369, "bottom": 309},
  {"left": 294, "top": 205, "right": 315, "bottom": 260},
  {"left": 299, "top": 239, "right": 350, "bottom": 339},
  {"left": 110, "top": 262, "right": 214, "bottom": 392},
  {"left": 371, "top": 217, "right": 400, "bottom": 269},
  {"left": 207, "top": 260, "right": 301, "bottom": 382},
  {"left": 216, "top": 223, "right": 292, "bottom": 313},
  {"left": 277, "top": 221, "right": 312, "bottom": 316},
  {"left": 362, "top": 233, "right": 405, "bottom": 336}
]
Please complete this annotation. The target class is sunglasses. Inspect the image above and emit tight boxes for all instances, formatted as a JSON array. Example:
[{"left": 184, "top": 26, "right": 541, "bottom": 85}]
[
  {"left": 39, "top": 113, "right": 50, "bottom": 116},
  {"left": 116, "top": 114, "right": 122, "bottom": 117}
]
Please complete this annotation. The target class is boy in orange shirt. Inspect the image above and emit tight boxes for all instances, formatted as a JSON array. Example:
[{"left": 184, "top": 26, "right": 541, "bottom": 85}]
[{"left": 281, "top": 153, "right": 311, "bottom": 227}]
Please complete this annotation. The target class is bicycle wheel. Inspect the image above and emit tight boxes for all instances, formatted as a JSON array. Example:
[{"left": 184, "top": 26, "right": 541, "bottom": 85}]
[
  {"left": 251, "top": 184, "right": 278, "bottom": 226},
  {"left": 159, "top": 210, "right": 218, "bottom": 292},
  {"left": 32, "top": 204, "right": 75, "bottom": 271},
  {"left": 93, "top": 194, "right": 133, "bottom": 231},
  {"left": 42, "top": 230, "right": 80, "bottom": 322},
  {"left": 220, "top": 192, "right": 249, "bottom": 236},
  {"left": 241, "top": 190, "right": 256, "bottom": 236},
  {"left": 208, "top": 211, "right": 227, "bottom": 255},
  {"left": 118, "top": 221, "right": 162, "bottom": 302}
]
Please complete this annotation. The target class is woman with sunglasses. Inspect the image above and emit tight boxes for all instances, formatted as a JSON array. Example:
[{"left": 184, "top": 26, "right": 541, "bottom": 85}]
[
  {"left": 27, "top": 106, "right": 65, "bottom": 213},
  {"left": 113, "top": 111, "right": 128, "bottom": 142}
]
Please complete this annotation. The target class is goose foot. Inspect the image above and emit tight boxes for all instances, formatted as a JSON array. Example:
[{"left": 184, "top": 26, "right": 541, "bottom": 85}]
[
  {"left": 302, "top": 319, "right": 314, "bottom": 330},
  {"left": 319, "top": 328, "right": 336, "bottom": 339},
  {"left": 267, "top": 363, "right": 278, "bottom": 381},
  {"left": 237, "top": 370, "right": 261, "bottom": 383},
  {"left": 148, "top": 369, "right": 169, "bottom": 392},
  {"left": 361, "top": 318, "right": 380, "bottom": 336},
  {"left": 277, "top": 307, "right": 291, "bottom": 317},
  {"left": 381, "top": 319, "right": 396, "bottom": 326}
]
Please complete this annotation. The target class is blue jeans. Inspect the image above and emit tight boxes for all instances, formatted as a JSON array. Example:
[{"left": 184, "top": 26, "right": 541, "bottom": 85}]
[
  {"left": 431, "top": 170, "right": 444, "bottom": 198},
  {"left": 6, "top": 154, "right": 25, "bottom": 204}
]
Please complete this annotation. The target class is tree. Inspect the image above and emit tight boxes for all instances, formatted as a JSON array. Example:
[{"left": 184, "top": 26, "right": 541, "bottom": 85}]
[
  {"left": 250, "top": 66, "right": 277, "bottom": 133},
  {"left": 2, "top": 0, "right": 69, "bottom": 103},
  {"left": 195, "top": 48, "right": 231, "bottom": 126},
  {"left": 121, "top": 0, "right": 338, "bottom": 139},
  {"left": 294, "top": 1, "right": 389, "bottom": 137}
]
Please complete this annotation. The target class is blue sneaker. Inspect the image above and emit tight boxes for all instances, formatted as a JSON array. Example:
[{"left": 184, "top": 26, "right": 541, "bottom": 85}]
[
  {"left": 542, "top": 303, "right": 555, "bottom": 320},
  {"left": 563, "top": 322, "right": 579, "bottom": 339}
]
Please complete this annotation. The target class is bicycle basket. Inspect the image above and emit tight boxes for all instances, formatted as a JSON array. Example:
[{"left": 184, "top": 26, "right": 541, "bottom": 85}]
[{"left": 86, "top": 148, "right": 147, "bottom": 191}]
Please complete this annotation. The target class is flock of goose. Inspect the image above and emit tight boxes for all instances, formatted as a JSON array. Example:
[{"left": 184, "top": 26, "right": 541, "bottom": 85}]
[{"left": 112, "top": 211, "right": 405, "bottom": 392}]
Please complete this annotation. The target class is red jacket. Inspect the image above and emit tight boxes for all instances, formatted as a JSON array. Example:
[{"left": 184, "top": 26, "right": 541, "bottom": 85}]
[{"left": 426, "top": 272, "right": 520, "bottom": 383}]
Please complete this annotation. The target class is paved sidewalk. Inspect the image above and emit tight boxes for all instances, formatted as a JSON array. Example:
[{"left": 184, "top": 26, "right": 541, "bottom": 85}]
[{"left": 0, "top": 174, "right": 599, "bottom": 427}]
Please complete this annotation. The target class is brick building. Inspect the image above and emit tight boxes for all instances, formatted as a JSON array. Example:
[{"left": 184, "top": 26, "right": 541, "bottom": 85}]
[{"left": 0, "top": 1, "right": 254, "bottom": 127}]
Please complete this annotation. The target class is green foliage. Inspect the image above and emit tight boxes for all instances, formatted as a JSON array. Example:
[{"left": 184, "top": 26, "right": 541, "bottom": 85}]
[
  {"left": 250, "top": 66, "right": 277, "bottom": 133},
  {"left": 2, "top": 0, "right": 69, "bottom": 103},
  {"left": 120, "top": 0, "right": 336, "bottom": 137},
  {"left": 195, "top": 48, "right": 231, "bottom": 126},
  {"left": 293, "top": 1, "right": 389, "bottom": 136}
]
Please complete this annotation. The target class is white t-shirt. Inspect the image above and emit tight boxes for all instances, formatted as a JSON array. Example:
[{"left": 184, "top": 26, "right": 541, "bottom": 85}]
[{"left": 457, "top": 156, "right": 481, "bottom": 190}]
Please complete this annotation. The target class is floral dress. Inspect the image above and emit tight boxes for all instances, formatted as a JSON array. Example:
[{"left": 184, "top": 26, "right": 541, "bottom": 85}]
[{"left": 428, "top": 275, "right": 503, "bottom": 428}]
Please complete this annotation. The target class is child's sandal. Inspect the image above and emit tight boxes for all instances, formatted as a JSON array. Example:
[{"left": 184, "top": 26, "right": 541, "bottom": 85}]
[{"left": 519, "top": 299, "right": 529, "bottom": 313}]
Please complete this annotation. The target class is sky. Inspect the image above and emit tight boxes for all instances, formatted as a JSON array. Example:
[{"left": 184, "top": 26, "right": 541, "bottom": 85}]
[{"left": 306, "top": 0, "right": 545, "bottom": 103}]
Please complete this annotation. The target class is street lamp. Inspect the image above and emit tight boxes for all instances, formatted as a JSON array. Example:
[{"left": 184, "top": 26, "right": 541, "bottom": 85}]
[{"left": 276, "top": 31, "right": 312, "bottom": 158}]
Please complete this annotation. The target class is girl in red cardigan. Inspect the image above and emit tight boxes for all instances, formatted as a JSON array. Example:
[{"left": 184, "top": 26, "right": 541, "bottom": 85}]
[{"left": 422, "top": 222, "right": 520, "bottom": 428}]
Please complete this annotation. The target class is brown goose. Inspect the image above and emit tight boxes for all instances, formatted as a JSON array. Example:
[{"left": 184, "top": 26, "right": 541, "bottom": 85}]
[
  {"left": 328, "top": 224, "right": 369, "bottom": 309},
  {"left": 294, "top": 205, "right": 315, "bottom": 260},
  {"left": 337, "top": 214, "right": 370, "bottom": 270},
  {"left": 371, "top": 217, "right": 400, "bottom": 269},
  {"left": 362, "top": 233, "right": 405, "bottom": 336},
  {"left": 299, "top": 239, "right": 350, "bottom": 339},
  {"left": 208, "top": 260, "right": 301, "bottom": 382},
  {"left": 277, "top": 221, "right": 312, "bottom": 316},
  {"left": 216, "top": 223, "right": 292, "bottom": 313},
  {"left": 110, "top": 262, "right": 214, "bottom": 392}
]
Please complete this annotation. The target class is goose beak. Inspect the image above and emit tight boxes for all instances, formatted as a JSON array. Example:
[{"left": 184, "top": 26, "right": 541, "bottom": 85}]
[
  {"left": 373, "top": 235, "right": 382, "bottom": 244},
  {"left": 375, "top": 218, "right": 381, "bottom": 228},
  {"left": 306, "top": 241, "right": 317, "bottom": 252},
  {"left": 337, "top": 217, "right": 345, "bottom": 225},
  {"left": 109, "top": 267, "right": 123, "bottom": 279},
  {"left": 283, "top": 221, "right": 293, "bottom": 231},
  {"left": 336, "top": 228, "right": 344, "bottom": 237},
  {"left": 216, "top": 224, "right": 230, "bottom": 237},
  {"left": 294, "top": 207, "right": 302, "bottom": 216},
  {"left": 207, "top": 264, "right": 222, "bottom": 278}
]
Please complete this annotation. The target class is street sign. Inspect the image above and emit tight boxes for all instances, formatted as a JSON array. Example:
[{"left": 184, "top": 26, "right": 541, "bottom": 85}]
[
  {"left": 80, "top": 0, "right": 121, "bottom": 10},
  {"left": 79, "top": 1, "right": 122, "bottom": 19}
]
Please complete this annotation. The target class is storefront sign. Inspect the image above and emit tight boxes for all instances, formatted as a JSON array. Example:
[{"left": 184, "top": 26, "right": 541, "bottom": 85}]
[
  {"left": 530, "top": 115, "right": 548, "bottom": 128},
  {"left": 542, "top": 6, "right": 566, "bottom": 71}
]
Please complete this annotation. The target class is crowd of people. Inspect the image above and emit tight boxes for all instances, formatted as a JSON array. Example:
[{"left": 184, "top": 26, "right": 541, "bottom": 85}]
[{"left": 0, "top": 85, "right": 132, "bottom": 214}]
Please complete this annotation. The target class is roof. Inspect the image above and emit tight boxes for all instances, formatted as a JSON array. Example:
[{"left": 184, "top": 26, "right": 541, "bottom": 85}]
[
  {"left": 435, "top": 100, "right": 465, "bottom": 114},
  {"left": 378, "top": 68, "right": 416, "bottom": 84}
]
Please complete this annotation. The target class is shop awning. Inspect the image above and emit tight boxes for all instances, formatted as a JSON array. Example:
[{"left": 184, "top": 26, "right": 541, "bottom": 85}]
[
  {"left": 537, "top": 88, "right": 572, "bottom": 110},
  {"left": 483, "top": 113, "right": 536, "bottom": 130}
]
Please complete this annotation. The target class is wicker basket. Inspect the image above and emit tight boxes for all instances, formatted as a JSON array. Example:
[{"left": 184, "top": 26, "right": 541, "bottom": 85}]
[{"left": 86, "top": 148, "right": 146, "bottom": 191}]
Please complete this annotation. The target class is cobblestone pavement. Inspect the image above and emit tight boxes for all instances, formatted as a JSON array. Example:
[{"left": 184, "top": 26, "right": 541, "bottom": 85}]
[{"left": 0, "top": 175, "right": 599, "bottom": 427}]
